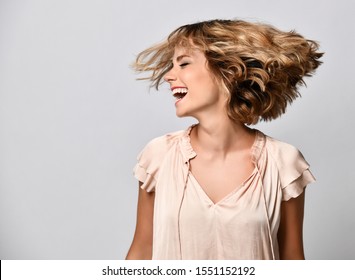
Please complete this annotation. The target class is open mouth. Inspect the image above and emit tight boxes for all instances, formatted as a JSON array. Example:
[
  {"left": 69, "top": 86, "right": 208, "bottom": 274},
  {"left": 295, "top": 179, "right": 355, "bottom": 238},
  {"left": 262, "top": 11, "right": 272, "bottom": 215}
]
[{"left": 172, "top": 87, "right": 188, "bottom": 101}]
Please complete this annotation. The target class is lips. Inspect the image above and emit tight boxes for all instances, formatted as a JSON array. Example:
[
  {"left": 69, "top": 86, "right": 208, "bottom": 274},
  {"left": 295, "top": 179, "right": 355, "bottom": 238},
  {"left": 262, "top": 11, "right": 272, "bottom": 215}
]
[{"left": 172, "top": 87, "right": 188, "bottom": 101}]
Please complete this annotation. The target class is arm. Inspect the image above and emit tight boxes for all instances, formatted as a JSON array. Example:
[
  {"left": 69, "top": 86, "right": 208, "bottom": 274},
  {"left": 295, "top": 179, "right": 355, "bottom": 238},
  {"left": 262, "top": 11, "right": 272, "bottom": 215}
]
[
  {"left": 277, "top": 190, "right": 306, "bottom": 260},
  {"left": 125, "top": 182, "right": 155, "bottom": 260}
]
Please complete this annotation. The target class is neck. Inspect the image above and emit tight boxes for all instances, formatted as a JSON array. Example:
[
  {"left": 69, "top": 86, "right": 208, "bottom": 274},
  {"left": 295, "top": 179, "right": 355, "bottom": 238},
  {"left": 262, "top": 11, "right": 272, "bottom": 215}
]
[{"left": 191, "top": 115, "right": 254, "bottom": 155}]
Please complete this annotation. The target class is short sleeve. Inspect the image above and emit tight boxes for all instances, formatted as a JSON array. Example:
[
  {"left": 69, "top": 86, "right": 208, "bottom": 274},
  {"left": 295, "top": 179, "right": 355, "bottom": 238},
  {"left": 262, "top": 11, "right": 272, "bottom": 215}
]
[
  {"left": 273, "top": 141, "right": 316, "bottom": 201},
  {"left": 133, "top": 133, "right": 179, "bottom": 192},
  {"left": 133, "top": 161, "right": 156, "bottom": 192}
]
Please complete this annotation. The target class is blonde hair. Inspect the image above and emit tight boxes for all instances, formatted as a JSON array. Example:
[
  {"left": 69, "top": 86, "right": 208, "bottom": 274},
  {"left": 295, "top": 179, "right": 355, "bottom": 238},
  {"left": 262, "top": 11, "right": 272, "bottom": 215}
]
[{"left": 134, "top": 19, "right": 323, "bottom": 124}]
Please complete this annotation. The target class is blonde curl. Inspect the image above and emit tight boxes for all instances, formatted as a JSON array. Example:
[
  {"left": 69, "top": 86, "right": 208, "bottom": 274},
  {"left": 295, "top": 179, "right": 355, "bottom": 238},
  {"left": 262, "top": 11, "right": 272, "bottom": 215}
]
[{"left": 133, "top": 19, "right": 323, "bottom": 124}]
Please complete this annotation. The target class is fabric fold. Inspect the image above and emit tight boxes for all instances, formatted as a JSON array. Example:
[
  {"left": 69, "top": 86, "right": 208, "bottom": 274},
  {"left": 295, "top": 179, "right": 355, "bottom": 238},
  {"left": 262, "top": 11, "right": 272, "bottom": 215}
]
[
  {"left": 131, "top": 125, "right": 316, "bottom": 259},
  {"left": 282, "top": 169, "right": 316, "bottom": 201},
  {"left": 133, "top": 163, "right": 156, "bottom": 192}
]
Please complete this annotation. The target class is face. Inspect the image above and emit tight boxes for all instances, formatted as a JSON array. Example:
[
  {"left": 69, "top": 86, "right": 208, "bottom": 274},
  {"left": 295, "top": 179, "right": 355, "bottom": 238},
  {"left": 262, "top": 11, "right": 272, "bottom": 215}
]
[{"left": 164, "top": 46, "right": 227, "bottom": 119}]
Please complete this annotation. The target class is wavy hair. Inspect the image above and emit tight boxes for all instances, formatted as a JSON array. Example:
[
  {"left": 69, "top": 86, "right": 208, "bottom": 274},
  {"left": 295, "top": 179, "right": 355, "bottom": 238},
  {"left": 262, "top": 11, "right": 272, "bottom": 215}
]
[{"left": 133, "top": 19, "right": 323, "bottom": 124}]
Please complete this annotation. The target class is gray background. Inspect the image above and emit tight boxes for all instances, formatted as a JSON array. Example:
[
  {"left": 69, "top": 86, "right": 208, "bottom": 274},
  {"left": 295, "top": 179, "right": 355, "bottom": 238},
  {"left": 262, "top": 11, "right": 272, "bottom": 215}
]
[{"left": 0, "top": 0, "right": 354, "bottom": 259}]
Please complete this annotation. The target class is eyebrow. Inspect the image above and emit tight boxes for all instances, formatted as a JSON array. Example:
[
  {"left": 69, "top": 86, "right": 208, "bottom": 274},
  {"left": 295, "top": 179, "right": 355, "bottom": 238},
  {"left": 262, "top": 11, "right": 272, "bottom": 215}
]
[{"left": 176, "top": 54, "right": 191, "bottom": 62}]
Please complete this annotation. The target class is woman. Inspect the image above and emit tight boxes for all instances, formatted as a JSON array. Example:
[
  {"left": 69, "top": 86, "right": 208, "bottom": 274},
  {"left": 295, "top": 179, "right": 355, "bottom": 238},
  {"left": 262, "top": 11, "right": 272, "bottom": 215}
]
[{"left": 126, "top": 19, "right": 322, "bottom": 260}]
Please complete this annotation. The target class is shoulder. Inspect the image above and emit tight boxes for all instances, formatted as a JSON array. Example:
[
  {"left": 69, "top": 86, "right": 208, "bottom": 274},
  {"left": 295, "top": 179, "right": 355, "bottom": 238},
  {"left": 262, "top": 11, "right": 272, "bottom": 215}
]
[
  {"left": 134, "top": 128, "right": 188, "bottom": 191},
  {"left": 264, "top": 135, "right": 306, "bottom": 167},
  {"left": 147, "top": 129, "right": 185, "bottom": 147},
  {"left": 262, "top": 132, "right": 313, "bottom": 189},
  {"left": 261, "top": 132, "right": 315, "bottom": 200},
  {"left": 136, "top": 128, "right": 187, "bottom": 166},
  {"left": 140, "top": 129, "right": 185, "bottom": 155}
]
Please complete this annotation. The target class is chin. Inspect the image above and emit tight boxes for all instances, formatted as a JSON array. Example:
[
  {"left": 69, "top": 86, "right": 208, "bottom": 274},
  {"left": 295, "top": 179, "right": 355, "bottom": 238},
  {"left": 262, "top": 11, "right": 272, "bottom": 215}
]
[
  {"left": 175, "top": 110, "right": 192, "bottom": 118},
  {"left": 176, "top": 113, "right": 186, "bottom": 118},
  {"left": 175, "top": 109, "right": 186, "bottom": 118}
]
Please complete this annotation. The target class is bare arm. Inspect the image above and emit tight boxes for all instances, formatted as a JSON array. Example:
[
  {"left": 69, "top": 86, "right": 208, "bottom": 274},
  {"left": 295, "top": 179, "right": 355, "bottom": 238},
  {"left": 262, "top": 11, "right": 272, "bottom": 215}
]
[
  {"left": 277, "top": 190, "right": 306, "bottom": 260},
  {"left": 125, "top": 182, "right": 155, "bottom": 260}
]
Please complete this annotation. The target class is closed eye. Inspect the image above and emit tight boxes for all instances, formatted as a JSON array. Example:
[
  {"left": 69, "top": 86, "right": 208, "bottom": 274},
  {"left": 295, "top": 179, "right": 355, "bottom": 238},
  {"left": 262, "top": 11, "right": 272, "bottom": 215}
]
[{"left": 179, "top": 62, "right": 189, "bottom": 67}]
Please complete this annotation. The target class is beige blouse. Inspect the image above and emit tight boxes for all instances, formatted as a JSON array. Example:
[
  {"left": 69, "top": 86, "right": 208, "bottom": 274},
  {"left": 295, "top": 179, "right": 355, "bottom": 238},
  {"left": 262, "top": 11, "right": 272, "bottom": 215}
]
[{"left": 133, "top": 125, "right": 315, "bottom": 260}]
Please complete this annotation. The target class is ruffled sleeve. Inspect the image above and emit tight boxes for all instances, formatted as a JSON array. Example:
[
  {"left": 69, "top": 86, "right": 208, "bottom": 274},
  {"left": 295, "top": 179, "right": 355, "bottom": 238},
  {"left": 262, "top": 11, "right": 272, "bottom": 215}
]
[
  {"left": 133, "top": 131, "right": 181, "bottom": 192},
  {"left": 271, "top": 140, "right": 316, "bottom": 201},
  {"left": 133, "top": 160, "right": 156, "bottom": 192}
]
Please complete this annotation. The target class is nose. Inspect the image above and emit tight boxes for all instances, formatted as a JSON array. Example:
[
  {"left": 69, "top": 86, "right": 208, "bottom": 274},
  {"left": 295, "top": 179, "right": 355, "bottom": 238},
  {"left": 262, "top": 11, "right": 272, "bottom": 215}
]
[{"left": 164, "top": 67, "right": 177, "bottom": 83}]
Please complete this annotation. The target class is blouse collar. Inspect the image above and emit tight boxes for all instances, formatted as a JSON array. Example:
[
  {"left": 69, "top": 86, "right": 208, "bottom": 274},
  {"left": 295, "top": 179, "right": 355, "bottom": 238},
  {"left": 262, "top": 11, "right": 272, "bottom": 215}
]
[
  {"left": 180, "top": 124, "right": 265, "bottom": 165},
  {"left": 180, "top": 124, "right": 198, "bottom": 163},
  {"left": 251, "top": 129, "right": 266, "bottom": 164}
]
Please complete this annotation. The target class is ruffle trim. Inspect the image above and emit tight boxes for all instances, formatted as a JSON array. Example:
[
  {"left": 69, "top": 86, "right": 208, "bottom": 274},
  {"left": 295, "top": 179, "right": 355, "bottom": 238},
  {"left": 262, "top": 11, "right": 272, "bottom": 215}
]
[
  {"left": 133, "top": 163, "right": 156, "bottom": 192},
  {"left": 251, "top": 129, "right": 265, "bottom": 164},
  {"left": 282, "top": 169, "right": 315, "bottom": 201},
  {"left": 180, "top": 124, "right": 197, "bottom": 163}
]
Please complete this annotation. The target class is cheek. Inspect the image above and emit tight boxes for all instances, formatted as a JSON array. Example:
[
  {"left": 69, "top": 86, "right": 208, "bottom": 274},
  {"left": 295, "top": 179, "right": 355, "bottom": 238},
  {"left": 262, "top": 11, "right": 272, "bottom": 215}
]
[
  {"left": 191, "top": 73, "right": 216, "bottom": 92},
  {"left": 202, "top": 74, "right": 220, "bottom": 94},
  {"left": 182, "top": 70, "right": 200, "bottom": 83},
  {"left": 183, "top": 67, "right": 219, "bottom": 95}
]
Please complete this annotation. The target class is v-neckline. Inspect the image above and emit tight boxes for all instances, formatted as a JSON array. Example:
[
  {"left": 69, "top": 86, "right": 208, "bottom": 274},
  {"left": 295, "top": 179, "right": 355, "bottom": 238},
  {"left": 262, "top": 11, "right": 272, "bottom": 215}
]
[
  {"left": 188, "top": 167, "right": 258, "bottom": 206},
  {"left": 182, "top": 124, "right": 265, "bottom": 206}
]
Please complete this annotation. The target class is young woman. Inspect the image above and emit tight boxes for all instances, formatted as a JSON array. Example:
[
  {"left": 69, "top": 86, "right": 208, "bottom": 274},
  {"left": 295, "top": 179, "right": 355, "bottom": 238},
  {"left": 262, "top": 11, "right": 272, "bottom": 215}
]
[{"left": 126, "top": 19, "right": 322, "bottom": 260}]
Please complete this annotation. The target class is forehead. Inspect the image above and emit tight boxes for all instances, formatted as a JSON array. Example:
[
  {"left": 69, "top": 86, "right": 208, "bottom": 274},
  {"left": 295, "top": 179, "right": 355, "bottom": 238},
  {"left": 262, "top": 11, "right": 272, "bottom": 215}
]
[{"left": 172, "top": 46, "right": 204, "bottom": 61}]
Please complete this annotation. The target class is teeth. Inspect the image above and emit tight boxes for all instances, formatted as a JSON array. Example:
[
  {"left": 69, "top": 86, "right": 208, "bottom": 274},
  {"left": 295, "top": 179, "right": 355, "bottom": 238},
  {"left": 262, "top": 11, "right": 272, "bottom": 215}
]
[
  {"left": 172, "top": 88, "right": 188, "bottom": 100},
  {"left": 172, "top": 88, "right": 188, "bottom": 94}
]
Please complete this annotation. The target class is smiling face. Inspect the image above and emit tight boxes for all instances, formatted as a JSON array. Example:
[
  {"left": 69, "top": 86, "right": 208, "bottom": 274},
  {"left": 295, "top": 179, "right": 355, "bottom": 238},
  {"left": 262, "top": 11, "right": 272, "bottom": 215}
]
[{"left": 164, "top": 46, "right": 227, "bottom": 119}]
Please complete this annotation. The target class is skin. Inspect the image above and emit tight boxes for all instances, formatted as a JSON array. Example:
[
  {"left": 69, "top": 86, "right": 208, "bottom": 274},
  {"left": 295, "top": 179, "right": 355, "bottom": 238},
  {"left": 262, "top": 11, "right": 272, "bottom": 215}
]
[
  {"left": 126, "top": 46, "right": 306, "bottom": 260},
  {"left": 126, "top": 182, "right": 154, "bottom": 260}
]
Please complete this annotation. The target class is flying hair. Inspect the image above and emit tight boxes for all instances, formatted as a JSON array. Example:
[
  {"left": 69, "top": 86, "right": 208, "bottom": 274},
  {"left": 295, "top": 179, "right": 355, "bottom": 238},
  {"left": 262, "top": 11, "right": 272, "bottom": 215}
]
[{"left": 133, "top": 19, "right": 323, "bottom": 124}]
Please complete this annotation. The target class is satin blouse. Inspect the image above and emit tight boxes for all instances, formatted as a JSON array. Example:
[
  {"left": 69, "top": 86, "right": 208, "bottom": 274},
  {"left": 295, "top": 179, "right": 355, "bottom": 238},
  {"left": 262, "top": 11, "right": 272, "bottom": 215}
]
[{"left": 133, "top": 125, "right": 315, "bottom": 259}]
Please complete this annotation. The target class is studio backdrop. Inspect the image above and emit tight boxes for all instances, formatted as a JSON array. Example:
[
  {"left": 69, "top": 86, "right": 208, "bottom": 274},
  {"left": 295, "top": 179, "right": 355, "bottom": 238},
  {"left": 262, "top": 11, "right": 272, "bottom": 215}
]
[{"left": 0, "top": 0, "right": 354, "bottom": 259}]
